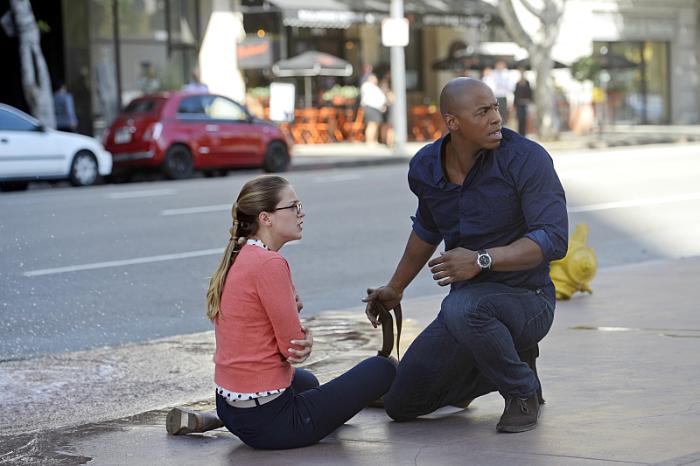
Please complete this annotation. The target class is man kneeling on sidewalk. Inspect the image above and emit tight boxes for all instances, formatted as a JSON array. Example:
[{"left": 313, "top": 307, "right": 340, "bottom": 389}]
[{"left": 364, "top": 77, "right": 568, "bottom": 433}]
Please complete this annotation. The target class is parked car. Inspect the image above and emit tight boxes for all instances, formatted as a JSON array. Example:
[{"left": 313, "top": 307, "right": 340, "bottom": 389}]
[
  {"left": 103, "top": 92, "right": 291, "bottom": 179},
  {"left": 0, "top": 104, "right": 112, "bottom": 192}
]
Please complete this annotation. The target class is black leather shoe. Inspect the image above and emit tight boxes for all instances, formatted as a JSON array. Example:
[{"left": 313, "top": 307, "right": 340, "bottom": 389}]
[{"left": 496, "top": 393, "right": 540, "bottom": 433}]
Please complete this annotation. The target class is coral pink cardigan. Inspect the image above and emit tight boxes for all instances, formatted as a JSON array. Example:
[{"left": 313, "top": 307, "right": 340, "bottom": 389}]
[{"left": 214, "top": 244, "right": 304, "bottom": 393}]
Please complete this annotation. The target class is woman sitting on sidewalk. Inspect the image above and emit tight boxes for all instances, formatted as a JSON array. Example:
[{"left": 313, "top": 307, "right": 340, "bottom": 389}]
[{"left": 166, "top": 175, "right": 396, "bottom": 449}]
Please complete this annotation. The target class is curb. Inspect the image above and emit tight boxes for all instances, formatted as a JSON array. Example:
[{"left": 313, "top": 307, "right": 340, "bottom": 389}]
[{"left": 291, "top": 155, "right": 410, "bottom": 172}]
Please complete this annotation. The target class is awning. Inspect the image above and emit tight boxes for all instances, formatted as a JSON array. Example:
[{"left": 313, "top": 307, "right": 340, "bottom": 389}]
[{"left": 262, "top": 0, "right": 499, "bottom": 29}]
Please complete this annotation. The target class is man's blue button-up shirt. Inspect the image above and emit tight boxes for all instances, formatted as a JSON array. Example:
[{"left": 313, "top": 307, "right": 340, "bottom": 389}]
[{"left": 408, "top": 128, "right": 568, "bottom": 301}]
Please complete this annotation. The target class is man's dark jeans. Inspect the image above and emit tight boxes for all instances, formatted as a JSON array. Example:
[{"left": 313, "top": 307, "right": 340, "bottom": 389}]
[{"left": 384, "top": 282, "right": 554, "bottom": 421}]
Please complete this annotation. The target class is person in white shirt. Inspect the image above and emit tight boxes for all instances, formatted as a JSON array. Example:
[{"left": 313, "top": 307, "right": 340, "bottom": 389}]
[
  {"left": 182, "top": 68, "right": 209, "bottom": 93},
  {"left": 360, "top": 74, "right": 387, "bottom": 145},
  {"left": 491, "top": 60, "right": 515, "bottom": 125}
]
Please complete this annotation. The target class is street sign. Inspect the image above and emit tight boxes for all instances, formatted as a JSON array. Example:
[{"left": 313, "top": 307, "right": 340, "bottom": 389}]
[
  {"left": 269, "top": 82, "right": 295, "bottom": 122},
  {"left": 381, "top": 17, "right": 409, "bottom": 47}
]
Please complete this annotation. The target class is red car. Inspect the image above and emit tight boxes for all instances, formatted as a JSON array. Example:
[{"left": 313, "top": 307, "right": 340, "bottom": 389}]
[{"left": 104, "top": 92, "right": 291, "bottom": 179}]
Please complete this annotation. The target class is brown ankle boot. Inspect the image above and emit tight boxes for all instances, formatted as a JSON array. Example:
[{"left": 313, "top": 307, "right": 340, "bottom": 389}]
[
  {"left": 166, "top": 408, "right": 223, "bottom": 435},
  {"left": 518, "top": 344, "right": 544, "bottom": 404}
]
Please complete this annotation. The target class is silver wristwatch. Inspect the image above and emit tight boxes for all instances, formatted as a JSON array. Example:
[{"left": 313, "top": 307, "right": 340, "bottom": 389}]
[{"left": 476, "top": 249, "right": 492, "bottom": 272}]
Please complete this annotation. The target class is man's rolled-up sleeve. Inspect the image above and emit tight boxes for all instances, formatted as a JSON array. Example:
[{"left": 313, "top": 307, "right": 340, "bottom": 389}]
[
  {"left": 516, "top": 149, "right": 569, "bottom": 261},
  {"left": 408, "top": 176, "right": 443, "bottom": 246}
]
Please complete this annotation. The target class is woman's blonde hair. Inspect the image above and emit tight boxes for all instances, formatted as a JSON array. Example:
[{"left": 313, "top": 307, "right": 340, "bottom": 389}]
[{"left": 206, "top": 175, "right": 290, "bottom": 320}]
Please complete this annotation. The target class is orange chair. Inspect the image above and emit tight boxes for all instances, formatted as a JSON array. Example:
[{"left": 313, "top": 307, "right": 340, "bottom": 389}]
[
  {"left": 342, "top": 107, "right": 365, "bottom": 142},
  {"left": 318, "top": 107, "right": 343, "bottom": 142},
  {"left": 409, "top": 105, "right": 444, "bottom": 141}
]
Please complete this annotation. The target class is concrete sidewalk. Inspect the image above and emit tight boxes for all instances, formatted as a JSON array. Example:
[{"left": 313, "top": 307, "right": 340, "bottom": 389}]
[
  {"left": 3, "top": 257, "right": 699, "bottom": 465},
  {"left": 290, "top": 126, "right": 700, "bottom": 171}
]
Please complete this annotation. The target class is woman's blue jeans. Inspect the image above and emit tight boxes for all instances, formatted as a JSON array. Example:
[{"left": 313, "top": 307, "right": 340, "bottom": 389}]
[
  {"left": 384, "top": 282, "right": 554, "bottom": 421},
  {"left": 216, "top": 356, "right": 396, "bottom": 449}
]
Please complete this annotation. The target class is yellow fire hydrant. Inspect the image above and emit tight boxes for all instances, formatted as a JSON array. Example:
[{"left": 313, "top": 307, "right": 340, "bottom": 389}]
[{"left": 550, "top": 224, "right": 597, "bottom": 300}]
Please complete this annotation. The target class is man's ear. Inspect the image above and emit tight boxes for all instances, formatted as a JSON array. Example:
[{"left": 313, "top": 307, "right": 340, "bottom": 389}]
[{"left": 444, "top": 113, "right": 458, "bottom": 131}]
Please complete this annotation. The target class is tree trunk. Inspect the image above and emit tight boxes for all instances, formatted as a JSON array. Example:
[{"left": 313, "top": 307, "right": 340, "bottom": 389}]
[
  {"left": 497, "top": 0, "right": 564, "bottom": 140},
  {"left": 531, "top": 49, "right": 558, "bottom": 140},
  {"left": 10, "top": 0, "right": 55, "bottom": 128}
]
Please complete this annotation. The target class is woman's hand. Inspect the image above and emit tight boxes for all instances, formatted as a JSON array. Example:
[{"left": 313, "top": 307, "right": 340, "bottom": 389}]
[{"left": 288, "top": 325, "right": 313, "bottom": 364}]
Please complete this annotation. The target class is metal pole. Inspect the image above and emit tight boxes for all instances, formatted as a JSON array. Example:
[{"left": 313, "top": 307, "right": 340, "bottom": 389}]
[
  {"left": 305, "top": 76, "right": 311, "bottom": 108},
  {"left": 390, "top": 0, "right": 407, "bottom": 156}
]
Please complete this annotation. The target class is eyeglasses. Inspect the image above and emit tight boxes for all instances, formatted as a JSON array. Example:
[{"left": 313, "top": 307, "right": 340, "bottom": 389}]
[{"left": 272, "top": 201, "right": 302, "bottom": 215}]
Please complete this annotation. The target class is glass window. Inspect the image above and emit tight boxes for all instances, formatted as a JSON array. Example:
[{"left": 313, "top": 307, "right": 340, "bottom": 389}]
[
  {"left": 205, "top": 97, "right": 248, "bottom": 121},
  {"left": 118, "top": 0, "right": 167, "bottom": 40},
  {"left": 593, "top": 41, "right": 670, "bottom": 124},
  {"left": 0, "top": 108, "right": 39, "bottom": 131},
  {"left": 124, "top": 98, "right": 164, "bottom": 114},
  {"left": 89, "top": 0, "right": 114, "bottom": 40},
  {"left": 177, "top": 96, "right": 207, "bottom": 116},
  {"left": 169, "top": 0, "right": 198, "bottom": 45}
]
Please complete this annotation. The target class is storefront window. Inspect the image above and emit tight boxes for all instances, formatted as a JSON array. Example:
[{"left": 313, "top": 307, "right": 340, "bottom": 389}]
[
  {"left": 593, "top": 41, "right": 670, "bottom": 124},
  {"left": 86, "top": 0, "right": 199, "bottom": 132},
  {"left": 169, "top": 0, "right": 199, "bottom": 45},
  {"left": 118, "top": 0, "right": 167, "bottom": 40},
  {"left": 116, "top": 0, "right": 199, "bottom": 105},
  {"left": 89, "top": 0, "right": 115, "bottom": 40}
]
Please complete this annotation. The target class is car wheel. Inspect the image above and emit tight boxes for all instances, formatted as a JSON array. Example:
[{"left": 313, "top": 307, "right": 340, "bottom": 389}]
[
  {"left": 69, "top": 150, "right": 99, "bottom": 187},
  {"left": 0, "top": 181, "right": 29, "bottom": 192},
  {"left": 163, "top": 145, "right": 194, "bottom": 180},
  {"left": 262, "top": 141, "right": 290, "bottom": 173}
]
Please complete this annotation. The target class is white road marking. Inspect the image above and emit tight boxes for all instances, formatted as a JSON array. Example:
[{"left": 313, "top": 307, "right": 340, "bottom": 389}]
[
  {"left": 106, "top": 189, "right": 177, "bottom": 199},
  {"left": 23, "top": 242, "right": 301, "bottom": 277},
  {"left": 161, "top": 204, "right": 230, "bottom": 216},
  {"left": 23, "top": 248, "right": 223, "bottom": 277},
  {"left": 568, "top": 192, "right": 700, "bottom": 213},
  {"left": 314, "top": 174, "right": 362, "bottom": 183}
]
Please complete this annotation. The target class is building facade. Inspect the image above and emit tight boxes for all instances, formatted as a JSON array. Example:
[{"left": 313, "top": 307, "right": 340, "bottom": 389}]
[
  {"left": 2, "top": 0, "right": 699, "bottom": 137},
  {"left": 553, "top": 0, "right": 699, "bottom": 125}
]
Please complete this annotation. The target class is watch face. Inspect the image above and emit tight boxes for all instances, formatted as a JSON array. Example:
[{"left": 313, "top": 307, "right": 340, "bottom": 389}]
[{"left": 478, "top": 254, "right": 491, "bottom": 268}]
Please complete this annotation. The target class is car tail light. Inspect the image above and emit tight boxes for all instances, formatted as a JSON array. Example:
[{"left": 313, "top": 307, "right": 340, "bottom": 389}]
[{"left": 143, "top": 122, "right": 163, "bottom": 141}]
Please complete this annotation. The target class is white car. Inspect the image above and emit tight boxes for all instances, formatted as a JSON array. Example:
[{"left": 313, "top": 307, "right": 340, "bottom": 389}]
[{"left": 0, "top": 103, "right": 112, "bottom": 191}]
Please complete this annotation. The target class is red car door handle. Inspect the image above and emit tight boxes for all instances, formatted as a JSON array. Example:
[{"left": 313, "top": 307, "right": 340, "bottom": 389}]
[{"left": 205, "top": 124, "right": 219, "bottom": 132}]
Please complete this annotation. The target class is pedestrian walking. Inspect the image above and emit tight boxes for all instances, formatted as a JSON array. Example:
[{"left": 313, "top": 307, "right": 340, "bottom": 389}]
[
  {"left": 380, "top": 74, "right": 395, "bottom": 147},
  {"left": 491, "top": 60, "right": 515, "bottom": 125},
  {"left": 514, "top": 70, "right": 533, "bottom": 136},
  {"left": 360, "top": 74, "right": 387, "bottom": 145},
  {"left": 181, "top": 68, "right": 209, "bottom": 93},
  {"left": 53, "top": 82, "right": 78, "bottom": 132}
]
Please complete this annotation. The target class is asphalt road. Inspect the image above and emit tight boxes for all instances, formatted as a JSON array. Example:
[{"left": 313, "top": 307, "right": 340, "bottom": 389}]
[{"left": 2, "top": 142, "right": 700, "bottom": 359}]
